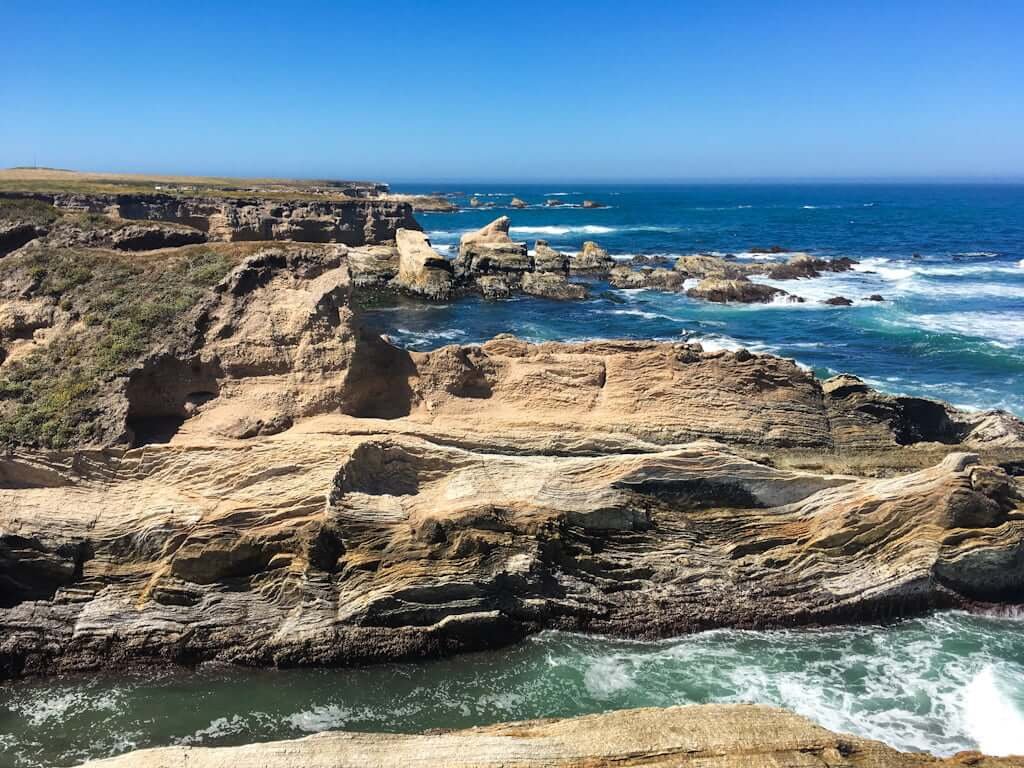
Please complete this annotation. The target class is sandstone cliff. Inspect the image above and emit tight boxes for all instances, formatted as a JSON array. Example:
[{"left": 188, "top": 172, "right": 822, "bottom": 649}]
[{"left": 0, "top": 190, "right": 418, "bottom": 246}]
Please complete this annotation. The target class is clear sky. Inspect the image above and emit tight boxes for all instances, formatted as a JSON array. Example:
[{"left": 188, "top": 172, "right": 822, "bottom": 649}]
[{"left": 3, "top": 1, "right": 1022, "bottom": 181}]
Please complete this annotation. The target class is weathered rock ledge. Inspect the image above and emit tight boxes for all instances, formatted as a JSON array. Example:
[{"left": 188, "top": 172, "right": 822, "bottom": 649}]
[
  {"left": 77, "top": 705, "right": 1023, "bottom": 767},
  {"left": 0, "top": 190, "right": 418, "bottom": 246}
]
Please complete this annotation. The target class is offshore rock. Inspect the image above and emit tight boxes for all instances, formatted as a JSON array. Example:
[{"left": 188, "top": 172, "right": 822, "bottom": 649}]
[
  {"left": 686, "top": 277, "right": 789, "bottom": 303},
  {"left": 456, "top": 216, "right": 530, "bottom": 277},
  {"left": 509, "top": 197, "right": 528, "bottom": 209},
  {"left": 608, "top": 265, "right": 685, "bottom": 290},
  {"left": 76, "top": 705, "right": 1023, "bottom": 767},
  {"left": 571, "top": 240, "right": 615, "bottom": 274},
  {"left": 532, "top": 240, "right": 569, "bottom": 274},
  {"left": 674, "top": 254, "right": 752, "bottom": 280}
]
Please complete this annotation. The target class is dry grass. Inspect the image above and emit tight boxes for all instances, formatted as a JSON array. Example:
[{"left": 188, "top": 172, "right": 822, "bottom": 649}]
[{"left": 0, "top": 167, "right": 388, "bottom": 202}]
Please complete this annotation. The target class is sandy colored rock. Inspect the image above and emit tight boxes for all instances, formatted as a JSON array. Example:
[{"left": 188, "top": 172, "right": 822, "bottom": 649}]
[
  {"left": 76, "top": 705, "right": 1024, "bottom": 767},
  {"left": 608, "top": 265, "right": 685, "bottom": 290},
  {"left": 1, "top": 247, "right": 1023, "bottom": 680},
  {"left": 393, "top": 228, "right": 454, "bottom": 300},
  {"left": 674, "top": 254, "right": 751, "bottom": 279},
  {"left": 571, "top": 240, "right": 615, "bottom": 274},
  {"left": 456, "top": 216, "right": 530, "bottom": 276},
  {"left": 532, "top": 239, "right": 568, "bottom": 274}
]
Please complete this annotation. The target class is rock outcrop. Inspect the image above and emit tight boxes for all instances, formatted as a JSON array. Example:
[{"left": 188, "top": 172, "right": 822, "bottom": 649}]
[
  {"left": 1, "top": 191, "right": 417, "bottom": 246},
  {"left": 571, "top": 241, "right": 615, "bottom": 274},
  {"left": 532, "top": 240, "right": 568, "bottom": 274},
  {"left": 75, "top": 705, "right": 1023, "bottom": 767},
  {"left": 455, "top": 216, "right": 530, "bottom": 278},
  {"left": 2, "top": 249, "right": 1023, "bottom": 678},
  {"left": 509, "top": 197, "right": 528, "bottom": 209},
  {"left": 686, "top": 277, "right": 790, "bottom": 303},
  {"left": 521, "top": 270, "right": 587, "bottom": 300},
  {"left": 609, "top": 265, "right": 685, "bottom": 290},
  {"left": 766, "top": 253, "right": 856, "bottom": 280},
  {"left": 675, "top": 254, "right": 752, "bottom": 280},
  {"left": 393, "top": 229, "right": 454, "bottom": 300}
]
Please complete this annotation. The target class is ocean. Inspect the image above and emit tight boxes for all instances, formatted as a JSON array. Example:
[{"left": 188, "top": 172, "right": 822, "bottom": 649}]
[
  {"left": 5, "top": 613, "right": 1024, "bottom": 766},
  {"left": 364, "top": 183, "right": 1024, "bottom": 416}
]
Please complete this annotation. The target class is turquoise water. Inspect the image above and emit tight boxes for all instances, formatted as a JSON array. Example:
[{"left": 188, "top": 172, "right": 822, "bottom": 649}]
[
  {"left": 369, "top": 184, "right": 1024, "bottom": 415},
  {"left": 3, "top": 612, "right": 1024, "bottom": 766}
]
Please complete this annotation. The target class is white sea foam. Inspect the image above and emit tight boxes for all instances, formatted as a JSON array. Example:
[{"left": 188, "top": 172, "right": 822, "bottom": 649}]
[
  {"left": 964, "top": 666, "right": 1024, "bottom": 756},
  {"left": 510, "top": 225, "right": 616, "bottom": 236},
  {"left": 286, "top": 704, "right": 352, "bottom": 732},
  {"left": 583, "top": 657, "right": 637, "bottom": 699},
  {"left": 894, "top": 312, "right": 1024, "bottom": 346}
]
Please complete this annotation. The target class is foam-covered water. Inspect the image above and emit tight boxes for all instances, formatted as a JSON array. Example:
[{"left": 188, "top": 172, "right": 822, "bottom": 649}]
[
  {"left": 4, "top": 612, "right": 1024, "bottom": 766},
  {"left": 367, "top": 183, "right": 1024, "bottom": 416}
]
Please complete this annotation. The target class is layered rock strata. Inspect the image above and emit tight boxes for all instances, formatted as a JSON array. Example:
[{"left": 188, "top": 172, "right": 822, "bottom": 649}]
[
  {"left": 0, "top": 191, "right": 418, "bottom": 246},
  {"left": 1, "top": 246, "right": 1023, "bottom": 680}
]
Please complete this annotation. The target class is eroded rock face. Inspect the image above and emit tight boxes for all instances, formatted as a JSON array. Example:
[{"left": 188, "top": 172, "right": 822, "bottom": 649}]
[
  {"left": 4, "top": 192, "right": 417, "bottom": 246},
  {"left": 609, "top": 265, "right": 685, "bottom": 290},
  {"left": 532, "top": 240, "right": 568, "bottom": 274},
  {"left": 455, "top": 217, "right": 530, "bottom": 277},
  {"left": 1, "top": 272, "right": 1023, "bottom": 678},
  {"left": 74, "top": 704, "right": 1022, "bottom": 767},
  {"left": 675, "top": 254, "right": 751, "bottom": 280},
  {"left": 521, "top": 271, "right": 587, "bottom": 300},
  {"left": 571, "top": 241, "right": 615, "bottom": 274},
  {"left": 393, "top": 229, "right": 454, "bottom": 300}
]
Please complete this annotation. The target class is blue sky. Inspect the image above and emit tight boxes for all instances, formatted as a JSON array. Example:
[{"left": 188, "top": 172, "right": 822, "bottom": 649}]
[{"left": 2, "top": 1, "right": 1022, "bottom": 181}]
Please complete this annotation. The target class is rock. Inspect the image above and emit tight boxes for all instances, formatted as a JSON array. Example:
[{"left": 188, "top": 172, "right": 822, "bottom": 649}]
[
  {"left": 72, "top": 704, "right": 1023, "bottom": 767},
  {"left": 396, "top": 195, "right": 458, "bottom": 212},
  {"left": 509, "top": 197, "right": 528, "bottom": 209},
  {"left": 476, "top": 274, "right": 520, "bottom": 299},
  {"left": 469, "top": 196, "right": 482, "bottom": 208},
  {"left": 687, "top": 277, "right": 788, "bottom": 304},
  {"left": 393, "top": 229, "right": 454, "bottom": 300},
  {"left": 750, "top": 245, "right": 789, "bottom": 254},
  {"left": 571, "top": 241, "right": 615, "bottom": 274},
  {"left": 865, "top": 294, "right": 885, "bottom": 302},
  {"left": 1, "top": 246, "right": 1023, "bottom": 681},
  {"left": 532, "top": 240, "right": 569, "bottom": 274},
  {"left": 629, "top": 254, "right": 674, "bottom": 268},
  {"left": 110, "top": 221, "right": 207, "bottom": 251},
  {"left": 348, "top": 244, "right": 399, "bottom": 287},
  {"left": 545, "top": 198, "right": 563, "bottom": 206},
  {"left": 768, "top": 254, "right": 858, "bottom": 280},
  {"left": 456, "top": 217, "right": 530, "bottom": 278},
  {"left": 674, "top": 254, "right": 750, "bottom": 280},
  {"left": 521, "top": 271, "right": 587, "bottom": 300},
  {"left": 608, "top": 265, "right": 685, "bottom": 291},
  {"left": 824, "top": 296, "right": 854, "bottom": 306},
  {"left": 581, "top": 199, "right": 606, "bottom": 208}
]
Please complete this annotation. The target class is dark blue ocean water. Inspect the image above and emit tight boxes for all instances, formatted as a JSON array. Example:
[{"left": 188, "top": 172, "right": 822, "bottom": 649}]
[{"left": 368, "top": 184, "right": 1024, "bottom": 416}]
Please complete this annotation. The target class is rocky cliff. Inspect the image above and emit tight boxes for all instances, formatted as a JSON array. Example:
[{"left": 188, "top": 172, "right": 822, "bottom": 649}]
[
  {"left": 0, "top": 190, "right": 419, "bottom": 246},
  {"left": 76, "top": 705, "right": 1023, "bottom": 767},
  {"left": 2, "top": 241, "right": 1023, "bottom": 679}
]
